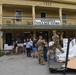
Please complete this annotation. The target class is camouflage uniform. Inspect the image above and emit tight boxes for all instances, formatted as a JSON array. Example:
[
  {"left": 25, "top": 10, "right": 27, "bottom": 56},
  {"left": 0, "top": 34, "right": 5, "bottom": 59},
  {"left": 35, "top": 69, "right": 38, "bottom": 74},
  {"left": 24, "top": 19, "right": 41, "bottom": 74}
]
[
  {"left": 52, "top": 32, "right": 64, "bottom": 61},
  {"left": 37, "top": 39, "right": 45, "bottom": 64}
]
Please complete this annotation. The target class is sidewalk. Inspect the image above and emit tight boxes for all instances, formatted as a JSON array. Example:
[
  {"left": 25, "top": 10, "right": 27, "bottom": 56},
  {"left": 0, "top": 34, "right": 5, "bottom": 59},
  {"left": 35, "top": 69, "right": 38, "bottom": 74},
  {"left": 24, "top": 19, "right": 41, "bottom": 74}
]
[
  {"left": 0, "top": 54, "right": 50, "bottom": 75},
  {"left": 0, "top": 54, "right": 75, "bottom": 75}
]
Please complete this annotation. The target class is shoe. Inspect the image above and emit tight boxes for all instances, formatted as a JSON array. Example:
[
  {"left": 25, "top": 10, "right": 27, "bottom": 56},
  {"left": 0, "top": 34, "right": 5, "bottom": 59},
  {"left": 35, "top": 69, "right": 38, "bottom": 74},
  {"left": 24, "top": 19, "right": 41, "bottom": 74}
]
[
  {"left": 35, "top": 56, "right": 38, "bottom": 58},
  {"left": 23, "top": 53, "right": 25, "bottom": 54},
  {"left": 33, "top": 56, "right": 35, "bottom": 58},
  {"left": 40, "top": 63, "right": 45, "bottom": 65},
  {"left": 40, "top": 62, "right": 45, "bottom": 65},
  {"left": 45, "top": 60, "right": 47, "bottom": 62},
  {"left": 39, "top": 62, "right": 40, "bottom": 64},
  {"left": 15, "top": 53, "right": 18, "bottom": 55}
]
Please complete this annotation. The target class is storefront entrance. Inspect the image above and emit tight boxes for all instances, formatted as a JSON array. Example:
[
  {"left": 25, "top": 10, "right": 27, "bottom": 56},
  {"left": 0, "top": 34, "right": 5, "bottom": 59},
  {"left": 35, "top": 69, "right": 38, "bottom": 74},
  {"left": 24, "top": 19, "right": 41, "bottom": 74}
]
[
  {"left": 36, "top": 31, "right": 48, "bottom": 41},
  {"left": 5, "top": 33, "right": 12, "bottom": 45},
  {"left": 24, "top": 31, "right": 33, "bottom": 39}
]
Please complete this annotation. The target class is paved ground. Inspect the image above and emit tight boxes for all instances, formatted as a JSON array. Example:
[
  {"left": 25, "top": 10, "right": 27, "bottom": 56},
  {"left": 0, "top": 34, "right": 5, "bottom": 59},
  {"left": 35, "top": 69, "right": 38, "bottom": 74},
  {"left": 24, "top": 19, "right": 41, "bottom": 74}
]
[{"left": 0, "top": 54, "right": 76, "bottom": 75}]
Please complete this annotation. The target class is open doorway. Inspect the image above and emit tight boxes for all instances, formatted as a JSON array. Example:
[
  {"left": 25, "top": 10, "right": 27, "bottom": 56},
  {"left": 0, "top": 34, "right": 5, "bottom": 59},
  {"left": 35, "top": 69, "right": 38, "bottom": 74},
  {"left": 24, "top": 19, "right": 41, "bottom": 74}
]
[
  {"left": 24, "top": 31, "right": 33, "bottom": 40},
  {"left": 5, "top": 33, "right": 12, "bottom": 45}
]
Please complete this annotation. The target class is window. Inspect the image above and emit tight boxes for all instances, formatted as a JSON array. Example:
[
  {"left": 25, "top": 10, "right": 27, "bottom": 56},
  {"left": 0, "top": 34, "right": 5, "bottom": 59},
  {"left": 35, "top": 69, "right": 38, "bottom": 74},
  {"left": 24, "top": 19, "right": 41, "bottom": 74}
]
[
  {"left": 62, "top": 14, "right": 67, "bottom": 19},
  {"left": 41, "top": 12, "right": 46, "bottom": 18},
  {"left": 62, "top": 14, "right": 67, "bottom": 23},
  {"left": 15, "top": 10, "right": 22, "bottom": 21}
]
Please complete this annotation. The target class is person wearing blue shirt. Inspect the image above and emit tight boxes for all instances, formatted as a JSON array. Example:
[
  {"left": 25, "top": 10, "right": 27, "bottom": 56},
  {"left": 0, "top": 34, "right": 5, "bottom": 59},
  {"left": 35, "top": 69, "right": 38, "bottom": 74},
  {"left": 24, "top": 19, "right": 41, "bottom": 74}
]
[{"left": 26, "top": 39, "right": 32, "bottom": 57}]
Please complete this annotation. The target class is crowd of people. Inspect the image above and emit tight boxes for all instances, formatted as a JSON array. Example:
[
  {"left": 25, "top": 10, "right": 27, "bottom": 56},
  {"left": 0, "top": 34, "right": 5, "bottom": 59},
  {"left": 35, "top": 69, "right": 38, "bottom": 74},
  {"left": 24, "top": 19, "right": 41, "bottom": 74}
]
[{"left": 13, "top": 30, "right": 64, "bottom": 65}]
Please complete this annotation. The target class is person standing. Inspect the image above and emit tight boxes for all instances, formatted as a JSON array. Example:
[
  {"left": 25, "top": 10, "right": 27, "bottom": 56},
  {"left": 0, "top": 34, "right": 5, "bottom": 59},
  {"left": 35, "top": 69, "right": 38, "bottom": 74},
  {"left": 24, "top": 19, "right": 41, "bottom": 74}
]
[
  {"left": 32, "top": 37, "right": 38, "bottom": 58},
  {"left": 14, "top": 40, "right": 18, "bottom": 54},
  {"left": 50, "top": 30, "right": 64, "bottom": 61},
  {"left": 43, "top": 39, "right": 48, "bottom": 62},
  {"left": 23, "top": 39, "right": 26, "bottom": 54},
  {"left": 36, "top": 36, "right": 45, "bottom": 65},
  {"left": 29, "top": 38, "right": 33, "bottom": 51},
  {"left": 26, "top": 39, "right": 32, "bottom": 57}
]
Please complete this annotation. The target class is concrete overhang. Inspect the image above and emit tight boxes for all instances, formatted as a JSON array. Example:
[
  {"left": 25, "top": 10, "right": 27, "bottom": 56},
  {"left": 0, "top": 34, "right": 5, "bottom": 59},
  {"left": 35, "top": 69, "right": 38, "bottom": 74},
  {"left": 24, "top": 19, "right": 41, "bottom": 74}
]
[{"left": 0, "top": 25, "right": 76, "bottom": 30}]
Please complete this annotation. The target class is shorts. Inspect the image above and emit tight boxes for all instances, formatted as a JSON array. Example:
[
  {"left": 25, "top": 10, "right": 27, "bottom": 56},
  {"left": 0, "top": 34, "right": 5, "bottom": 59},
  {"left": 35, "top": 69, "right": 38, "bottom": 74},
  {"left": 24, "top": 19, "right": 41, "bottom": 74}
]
[{"left": 32, "top": 47, "right": 37, "bottom": 51}]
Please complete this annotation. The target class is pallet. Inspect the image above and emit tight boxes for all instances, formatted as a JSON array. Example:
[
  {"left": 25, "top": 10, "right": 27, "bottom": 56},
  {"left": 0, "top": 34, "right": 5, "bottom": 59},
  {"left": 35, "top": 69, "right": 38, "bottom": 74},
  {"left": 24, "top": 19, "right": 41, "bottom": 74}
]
[{"left": 62, "top": 58, "right": 76, "bottom": 69}]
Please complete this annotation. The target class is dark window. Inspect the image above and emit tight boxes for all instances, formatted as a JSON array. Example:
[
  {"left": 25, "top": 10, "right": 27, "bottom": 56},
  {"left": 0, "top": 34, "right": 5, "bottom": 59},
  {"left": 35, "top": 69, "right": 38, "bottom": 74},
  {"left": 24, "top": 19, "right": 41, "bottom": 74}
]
[
  {"left": 41, "top": 12, "right": 46, "bottom": 18},
  {"left": 15, "top": 10, "right": 22, "bottom": 21},
  {"left": 62, "top": 14, "right": 67, "bottom": 23},
  {"left": 62, "top": 14, "right": 66, "bottom": 19},
  {"left": 5, "top": 33, "right": 12, "bottom": 45}
]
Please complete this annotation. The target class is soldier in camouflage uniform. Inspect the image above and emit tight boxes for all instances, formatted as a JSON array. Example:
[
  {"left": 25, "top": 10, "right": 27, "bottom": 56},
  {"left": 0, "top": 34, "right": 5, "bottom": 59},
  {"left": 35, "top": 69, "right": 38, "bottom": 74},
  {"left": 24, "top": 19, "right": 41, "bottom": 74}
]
[
  {"left": 50, "top": 30, "right": 64, "bottom": 61},
  {"left": 36, "top": 36, "right": 45, "bottom": 65}
]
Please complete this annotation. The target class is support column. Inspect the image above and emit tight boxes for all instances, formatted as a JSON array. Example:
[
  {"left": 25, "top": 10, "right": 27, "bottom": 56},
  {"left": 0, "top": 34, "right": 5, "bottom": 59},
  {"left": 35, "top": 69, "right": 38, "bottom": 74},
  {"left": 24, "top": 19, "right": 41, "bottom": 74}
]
[
  {"left": 32, "top": 6, "right": 35, "bottom": 25},
  {"left": 0, "top": 31, "right": 3, "bottom": 50},
  {"left": 33, "top": 30, "right": 36, "bottom": 40},
  {"left": 0, "top": 4, "right": 3, "bottom": 50},
  {"left": 59, "top": 8, "right": 62, "bottom": 25},
  {"left": 0, "top": 4, "right": 2, "bottom": 25}
]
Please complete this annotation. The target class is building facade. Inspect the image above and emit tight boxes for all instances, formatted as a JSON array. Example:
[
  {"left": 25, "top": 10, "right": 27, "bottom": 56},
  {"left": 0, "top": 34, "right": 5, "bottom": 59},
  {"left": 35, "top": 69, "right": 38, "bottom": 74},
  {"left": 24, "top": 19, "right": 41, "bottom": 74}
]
[{"left": 0, "top": 0, "right": 76, "bottom": 50}]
